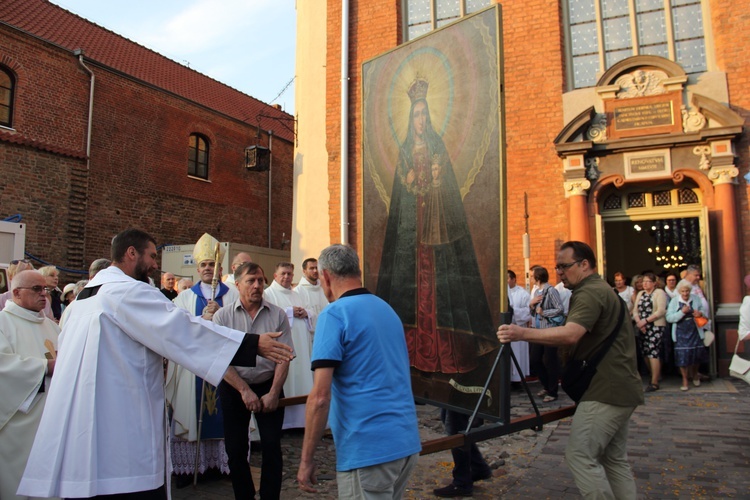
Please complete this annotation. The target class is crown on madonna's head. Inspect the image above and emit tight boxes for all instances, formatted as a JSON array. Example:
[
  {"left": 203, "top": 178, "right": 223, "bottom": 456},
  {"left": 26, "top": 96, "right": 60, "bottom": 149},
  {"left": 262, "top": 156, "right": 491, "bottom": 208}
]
[{"left": 407, "top": 77, "right": 429, "bottom": 103}]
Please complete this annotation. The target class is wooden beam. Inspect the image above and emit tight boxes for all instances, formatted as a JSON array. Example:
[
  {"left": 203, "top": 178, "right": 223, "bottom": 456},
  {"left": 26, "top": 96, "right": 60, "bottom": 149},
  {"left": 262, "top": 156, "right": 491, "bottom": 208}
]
[{"left": 419, "top": 405, "right": 577, "bottom": 456}]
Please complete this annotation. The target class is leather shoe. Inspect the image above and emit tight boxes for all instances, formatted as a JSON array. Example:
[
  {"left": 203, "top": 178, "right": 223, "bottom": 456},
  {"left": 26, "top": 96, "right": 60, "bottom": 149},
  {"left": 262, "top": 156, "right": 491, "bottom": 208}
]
[
  {"left": 472, "top": 469, "right": 493, "bottom": 482},
  {"left": 434, "top": 483, "right": 473, "bottom": 497}
]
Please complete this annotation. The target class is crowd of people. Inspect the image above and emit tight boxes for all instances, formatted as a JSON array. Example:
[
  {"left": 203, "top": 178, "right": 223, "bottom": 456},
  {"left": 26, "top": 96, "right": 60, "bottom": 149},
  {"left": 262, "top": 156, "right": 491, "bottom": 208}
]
[
  {"left": 614, "top": 265, "right": 712, "bottom": 392},
  {"left": 3, "top": 231, "right": 750, "bottom": 500}
]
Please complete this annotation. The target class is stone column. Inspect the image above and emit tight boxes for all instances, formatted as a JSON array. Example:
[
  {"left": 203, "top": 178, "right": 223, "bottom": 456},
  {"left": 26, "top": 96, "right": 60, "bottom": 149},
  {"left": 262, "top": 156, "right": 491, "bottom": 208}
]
[
  {"left": 564, "top": 180, "right": 591, "bottom": 245},
  {"left": 708, "top": 166, "right": 742, "bottom": 304}
]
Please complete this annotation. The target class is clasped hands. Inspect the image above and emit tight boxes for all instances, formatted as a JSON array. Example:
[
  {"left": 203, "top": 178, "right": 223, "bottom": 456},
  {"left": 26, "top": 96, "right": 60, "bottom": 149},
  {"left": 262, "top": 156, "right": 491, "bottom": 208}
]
[{"left": 240, "top": 387, "right": 279, "bottom": 414}]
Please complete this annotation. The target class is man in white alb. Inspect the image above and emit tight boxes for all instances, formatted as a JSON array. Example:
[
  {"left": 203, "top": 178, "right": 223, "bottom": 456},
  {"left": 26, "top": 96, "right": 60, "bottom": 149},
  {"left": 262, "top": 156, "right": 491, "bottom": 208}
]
[
  {"left": 294, "top": 258, "right": 329, "bottom": 331},
  {"left": 264, "top": 262, "right": 315, "bottom": 429},
  {"left": 0, "top": 270, "right": 59, "bottom": 500}
]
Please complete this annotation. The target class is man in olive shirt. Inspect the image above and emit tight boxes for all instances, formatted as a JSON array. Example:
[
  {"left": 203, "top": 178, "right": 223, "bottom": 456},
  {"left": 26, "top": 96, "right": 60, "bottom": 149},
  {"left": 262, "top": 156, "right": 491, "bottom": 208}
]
[{"left": 498, "top": 241, "right": 643, "bottom": 499}]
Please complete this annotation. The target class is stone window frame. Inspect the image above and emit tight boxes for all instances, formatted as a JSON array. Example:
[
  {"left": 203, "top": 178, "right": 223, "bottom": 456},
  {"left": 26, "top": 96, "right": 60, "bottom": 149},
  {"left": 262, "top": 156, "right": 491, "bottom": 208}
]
[
  {"left": 0, "top": 65, "right": 15, "bottom": 128},
  {"left": 403, "top": 0, "right": 491, "bottom": 41},
  {"left": 187, "top": 133, "right": 210, "bottom": 180},
  {"left": 562, "top": 0, "right": 712, "bottom": 90}
]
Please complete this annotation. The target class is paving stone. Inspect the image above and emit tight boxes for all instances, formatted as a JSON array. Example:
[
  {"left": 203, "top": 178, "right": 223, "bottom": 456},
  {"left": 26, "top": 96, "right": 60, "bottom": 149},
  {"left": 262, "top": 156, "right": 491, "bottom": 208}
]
[{"left": 172, "top": 377, "right": 750, "bottom": 499}]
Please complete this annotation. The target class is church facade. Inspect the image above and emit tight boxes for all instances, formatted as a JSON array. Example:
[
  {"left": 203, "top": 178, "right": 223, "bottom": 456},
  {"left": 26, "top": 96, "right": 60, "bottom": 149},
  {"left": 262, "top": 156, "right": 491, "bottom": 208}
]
[{"left": 293, "top": 0, "right": 749, "bottom": 375}]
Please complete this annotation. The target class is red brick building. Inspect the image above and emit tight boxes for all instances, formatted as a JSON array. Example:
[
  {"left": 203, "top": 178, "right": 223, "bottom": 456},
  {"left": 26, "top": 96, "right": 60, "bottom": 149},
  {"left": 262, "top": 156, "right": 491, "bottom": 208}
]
[
  {"left": 294, "top": 0, "right": 749, "bottom": 375},
  {"left": 0, "top": 0, "right": 294, "bottom": 278}
]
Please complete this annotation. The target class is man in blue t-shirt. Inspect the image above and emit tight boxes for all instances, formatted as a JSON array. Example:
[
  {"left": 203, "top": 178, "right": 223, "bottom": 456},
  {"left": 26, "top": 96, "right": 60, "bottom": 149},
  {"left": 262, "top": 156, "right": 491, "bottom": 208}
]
[{"left": 297, "top": 244, "right": 421, "bottom": 499}]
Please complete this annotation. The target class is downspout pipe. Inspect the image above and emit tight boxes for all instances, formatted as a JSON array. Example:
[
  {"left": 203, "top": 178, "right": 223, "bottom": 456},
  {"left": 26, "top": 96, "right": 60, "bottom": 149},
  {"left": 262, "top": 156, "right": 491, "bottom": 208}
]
[
  {"left": 74, "top": 49, "right": 94, "bottom": 170},
  {"left": 268, "top": 130, "right": 274, "bottom": 248},
  {"left": 340, "top": 0, "right": 350, "bottom": 244}
]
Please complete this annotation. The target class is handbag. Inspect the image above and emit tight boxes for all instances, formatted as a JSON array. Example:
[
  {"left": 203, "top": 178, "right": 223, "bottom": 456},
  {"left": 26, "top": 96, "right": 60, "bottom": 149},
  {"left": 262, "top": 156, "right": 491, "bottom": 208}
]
[
  {"left": 535, "top": 286, "right": 565, "bottom": 328},
  {"left": 729, "top": 336, "right": 750, "bottom": 386},
  {"left": 561, "top": 293, "right": 625, "bottom": 403},
  {"left": 702, "top": 330, "right": 714, "bottom": 347},
  {"left": 695, "top": 316, "right": 709, "bottom": 328}
]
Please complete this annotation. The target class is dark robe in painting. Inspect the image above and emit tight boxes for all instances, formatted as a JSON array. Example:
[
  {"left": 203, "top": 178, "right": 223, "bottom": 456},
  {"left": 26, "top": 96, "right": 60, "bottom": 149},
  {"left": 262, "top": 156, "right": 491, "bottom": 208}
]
[{"left": 376, "top": 102, "right": 496, "bottom": 374}]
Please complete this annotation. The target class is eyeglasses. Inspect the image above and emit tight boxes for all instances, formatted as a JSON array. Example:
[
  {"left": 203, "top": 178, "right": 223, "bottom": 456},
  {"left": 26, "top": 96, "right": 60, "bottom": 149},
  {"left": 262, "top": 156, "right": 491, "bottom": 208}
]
[
  {"left": 16, "top": 286, "right": 53, "bottom": 294},
  {"left": 554, "top": 260, "right": 582, "bottom": 272},
  {"left": 10, "top": 259, "right": 30, "bottom": 265}
]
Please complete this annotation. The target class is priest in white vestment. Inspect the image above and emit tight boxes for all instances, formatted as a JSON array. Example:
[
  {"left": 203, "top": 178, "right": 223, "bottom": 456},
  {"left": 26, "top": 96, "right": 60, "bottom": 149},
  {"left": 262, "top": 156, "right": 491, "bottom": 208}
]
[
  {"left": 0, "top": 271, "right": 60, "bottom": 500},
  {"left": 264, "top": 262, "right": 315, "bottom": 429},
  {"left": 294, "top": 258, "right": 329, "bottom": 331},
  {"left": 507, "top": 270, "right": 531, "bottom": 383},
  {"left": 166, "top": 233, "right": 239, "bottom": 480}
]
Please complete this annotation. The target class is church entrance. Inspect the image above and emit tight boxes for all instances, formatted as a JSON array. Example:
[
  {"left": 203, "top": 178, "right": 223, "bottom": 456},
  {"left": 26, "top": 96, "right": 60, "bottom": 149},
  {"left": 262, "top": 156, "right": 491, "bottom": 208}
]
[
  {"left": 596, "top": 183, "right": 716, "bottom": 375},
  {"left": 596, "top": 184, "right": 708, "bottom": 289},
  {"left": 602, "top": 216, "right": 702, "bottom": 284}
]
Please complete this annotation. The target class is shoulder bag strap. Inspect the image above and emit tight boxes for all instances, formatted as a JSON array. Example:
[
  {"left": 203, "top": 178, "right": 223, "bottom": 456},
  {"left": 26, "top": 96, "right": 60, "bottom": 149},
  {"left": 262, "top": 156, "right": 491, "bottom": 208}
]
[{"left": 587, "top": 292, "right": 626, "bottom": 368}]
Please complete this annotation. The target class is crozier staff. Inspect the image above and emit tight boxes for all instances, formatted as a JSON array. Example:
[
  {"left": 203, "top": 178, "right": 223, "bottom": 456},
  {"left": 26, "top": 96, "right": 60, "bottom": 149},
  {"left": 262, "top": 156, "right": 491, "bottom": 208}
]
[{"left": 18, "top": 228, "right": 293, "bottom": 499}]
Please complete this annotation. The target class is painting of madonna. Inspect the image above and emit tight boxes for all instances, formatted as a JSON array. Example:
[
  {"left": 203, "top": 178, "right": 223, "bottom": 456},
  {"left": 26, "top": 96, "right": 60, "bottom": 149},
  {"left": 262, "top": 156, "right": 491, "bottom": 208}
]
[{"left": 376, "top": 77, "right": 497, "bottom": 375}]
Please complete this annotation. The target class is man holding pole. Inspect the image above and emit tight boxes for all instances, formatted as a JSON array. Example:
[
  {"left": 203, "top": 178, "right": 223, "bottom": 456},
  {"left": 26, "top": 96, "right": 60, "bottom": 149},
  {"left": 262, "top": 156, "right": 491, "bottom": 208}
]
[{"left": 166, "top": 233, "right": 239, "bottom": 485}]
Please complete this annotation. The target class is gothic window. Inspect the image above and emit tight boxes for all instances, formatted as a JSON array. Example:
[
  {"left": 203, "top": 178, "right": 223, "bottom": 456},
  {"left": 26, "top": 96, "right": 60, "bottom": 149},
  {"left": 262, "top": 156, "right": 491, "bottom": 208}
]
[
  {"left": 404, "top": 0, "right": 491, "bottom": 40},
  {"left": 565, "top": 0, "right": 707, "bottom": 89},
  {"left": 188, "top": 134, "right": 209, "bottom": 179}
]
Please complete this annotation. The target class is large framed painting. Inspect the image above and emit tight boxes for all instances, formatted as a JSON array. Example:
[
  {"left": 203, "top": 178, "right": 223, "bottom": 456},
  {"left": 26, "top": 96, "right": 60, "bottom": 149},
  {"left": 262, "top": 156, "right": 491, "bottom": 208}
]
[{"left": 362, "top": 6, "right": 507, "bottom": 420}]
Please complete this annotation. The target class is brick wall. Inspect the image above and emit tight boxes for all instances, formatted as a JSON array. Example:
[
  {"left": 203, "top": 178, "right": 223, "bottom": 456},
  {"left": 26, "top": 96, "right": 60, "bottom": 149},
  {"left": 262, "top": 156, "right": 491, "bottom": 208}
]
[
  {"left": 710, "top": 0, "right": 750, "bottom": 277},
  {"left": 0, "top": 25, "right": 293, "bottom": 282}
]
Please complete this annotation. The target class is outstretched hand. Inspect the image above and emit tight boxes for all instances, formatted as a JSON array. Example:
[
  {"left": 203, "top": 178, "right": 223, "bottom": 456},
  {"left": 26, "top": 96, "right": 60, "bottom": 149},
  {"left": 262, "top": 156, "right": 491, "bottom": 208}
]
[{"left": 257, "top": 332, "right": 295, "bottom": 364}]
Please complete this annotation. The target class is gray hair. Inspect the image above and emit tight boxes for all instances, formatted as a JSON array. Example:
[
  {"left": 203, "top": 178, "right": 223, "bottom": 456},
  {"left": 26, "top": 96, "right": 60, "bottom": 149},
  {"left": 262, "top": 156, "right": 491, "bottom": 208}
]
[
  {"left": 318, "top": 244, "right": 361, "bottom": 279},
  {"left": 89, "top": 258, "right": 111, "bottom": 278},
  {"left": 676, "top": 279, "right": 693, "bottom": 293}
]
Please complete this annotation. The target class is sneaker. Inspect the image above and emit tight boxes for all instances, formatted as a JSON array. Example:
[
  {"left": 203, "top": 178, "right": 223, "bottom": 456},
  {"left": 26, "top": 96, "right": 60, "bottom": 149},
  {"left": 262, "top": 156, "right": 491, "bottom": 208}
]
[{"left": 434, "top": 483, "right": 473, "bottom": 498}]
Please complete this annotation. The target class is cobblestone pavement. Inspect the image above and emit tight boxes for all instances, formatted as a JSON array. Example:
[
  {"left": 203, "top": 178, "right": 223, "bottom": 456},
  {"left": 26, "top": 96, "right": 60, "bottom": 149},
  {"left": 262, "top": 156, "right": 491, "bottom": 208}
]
[{"left": 172, "top": 376, "right": 750, "bottom": 499}]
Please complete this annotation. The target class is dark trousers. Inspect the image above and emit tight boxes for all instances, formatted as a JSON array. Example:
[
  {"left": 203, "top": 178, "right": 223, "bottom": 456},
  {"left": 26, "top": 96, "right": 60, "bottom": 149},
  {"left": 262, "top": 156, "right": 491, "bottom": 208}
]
[
  {"left": 441, "top": 409, "right": 491, "bottom": 490},
  {"left": 65, "top": 485, "right": 166, "bottom": 500},
  {"left": 218, "top": 379, "right": 285, "bottom": 500},
  {"left": 530, "top": 344, "right": 559, "bottom": 397}
]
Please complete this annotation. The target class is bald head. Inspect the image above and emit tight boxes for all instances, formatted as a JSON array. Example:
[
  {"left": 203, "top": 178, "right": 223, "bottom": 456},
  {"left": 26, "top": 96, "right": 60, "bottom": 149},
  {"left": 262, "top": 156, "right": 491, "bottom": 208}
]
[
  {"left": 231, "top": 252, "right": 253, "bottom": 272},
  {"left": 11, "top": 270, "right": 48, "bottom": 313}
]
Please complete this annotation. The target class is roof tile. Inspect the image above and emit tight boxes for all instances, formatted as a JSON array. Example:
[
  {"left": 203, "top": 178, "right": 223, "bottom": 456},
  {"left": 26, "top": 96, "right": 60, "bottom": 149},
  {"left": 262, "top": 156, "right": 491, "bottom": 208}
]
[{"left": 0, "top": 0, "right": 294, "bottom": 142}]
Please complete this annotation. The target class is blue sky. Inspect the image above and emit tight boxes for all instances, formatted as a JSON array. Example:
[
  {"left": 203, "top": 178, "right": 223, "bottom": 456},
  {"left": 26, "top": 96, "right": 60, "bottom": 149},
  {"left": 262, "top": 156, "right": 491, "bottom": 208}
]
[{"left": 51, "top": 0, "right": 297, "bottom": 114}]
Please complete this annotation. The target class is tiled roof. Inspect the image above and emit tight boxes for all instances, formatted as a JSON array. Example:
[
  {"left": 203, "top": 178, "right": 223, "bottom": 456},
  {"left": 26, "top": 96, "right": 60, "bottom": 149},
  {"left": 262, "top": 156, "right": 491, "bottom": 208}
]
[
  {"left": 0, "top": 0, "right": 294, "bottom": 142},
  {"left": 0, "top": 127, "right": 87, "bottom": 158}
]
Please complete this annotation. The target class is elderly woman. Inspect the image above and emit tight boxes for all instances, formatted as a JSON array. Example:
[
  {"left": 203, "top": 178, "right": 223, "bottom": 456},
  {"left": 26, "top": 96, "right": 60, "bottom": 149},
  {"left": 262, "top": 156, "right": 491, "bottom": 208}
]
[
  {"left": 529, "top": 266, "right": 565, "bottom": 402},
  {"left": 666, "top": 279, "right": 708, "bottom": 391},
  {"left": 633, "top": 272, "right": 669, "bottom": 392},
  {"left": 39, "top": 265, "right": 62, "bottom": 321}
]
